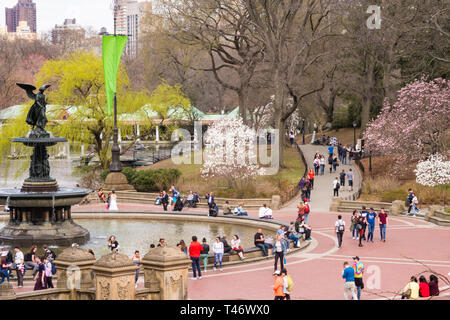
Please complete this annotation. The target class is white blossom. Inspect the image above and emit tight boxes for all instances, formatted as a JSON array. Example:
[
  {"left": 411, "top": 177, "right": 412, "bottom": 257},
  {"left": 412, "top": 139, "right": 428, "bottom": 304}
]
[
  {"left": 201, "top": 117, "right": 261, "bottom": 182},
  {"left": 414, "top": 154, "right": 450, "bottom": 187}
]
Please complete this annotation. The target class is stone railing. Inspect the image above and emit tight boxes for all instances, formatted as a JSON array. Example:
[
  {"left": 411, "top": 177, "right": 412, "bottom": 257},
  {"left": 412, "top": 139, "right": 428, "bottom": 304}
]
[{"left": 0, "top": 243, "right": 193, "bottom": 300}]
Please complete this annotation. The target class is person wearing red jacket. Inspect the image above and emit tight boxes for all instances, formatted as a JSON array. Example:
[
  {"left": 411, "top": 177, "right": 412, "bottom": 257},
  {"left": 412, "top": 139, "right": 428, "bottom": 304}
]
[
  {"left": 308, "top": 169, "right": 315, "bottom": 189},
  {"left": 189, "top": 236, "right": 203, "bottom": 280}
]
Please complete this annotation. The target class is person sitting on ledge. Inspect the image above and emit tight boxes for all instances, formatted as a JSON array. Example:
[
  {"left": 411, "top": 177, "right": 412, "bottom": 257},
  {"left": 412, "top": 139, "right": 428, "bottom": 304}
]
[
  {"left": 295, "top": 217, "right": 312, "bottom": 241},
  {"left": 209, "top": 202, "right": 218, "bottom": 217},
  {"left": 254, "top": 228, "right": 269, "bottom": 257},
  {"left": 98, "top": 188, "right": 106, "bottom": 203},
  {"left": 264, "top": 205, "right": 274, "bottom": 219},
  {"left": 223, "top": 201, "right": 233, "bottom": 215},
  {"left": 220, "top": 235, "right": 232, "bottom": 253},
  {"left": 184, "top": 191, "right": 195, "bottom": 208},
  {"left": 234, "top": 203, "right": 248, "bottom": 216},
  {"left": 192, "top": 192, "right": 199, "bottom": 208},
  {"left": 155, "top": 192, "right": 163, "bottom": 205}
]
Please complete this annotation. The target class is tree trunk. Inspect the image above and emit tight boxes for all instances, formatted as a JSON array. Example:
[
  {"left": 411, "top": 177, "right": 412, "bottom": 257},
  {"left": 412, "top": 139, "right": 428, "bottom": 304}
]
[{"left": 361, "top": 60, "right": 375, "bottom": 131}]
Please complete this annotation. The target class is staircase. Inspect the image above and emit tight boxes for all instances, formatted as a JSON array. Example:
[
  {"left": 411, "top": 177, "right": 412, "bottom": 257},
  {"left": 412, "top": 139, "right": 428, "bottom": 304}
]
[
  {"left": 427, "top": 209, "right": 450, "bottom": 226},
  {"left": 336, "top": 200, "right": 392, "bottom": 213}
]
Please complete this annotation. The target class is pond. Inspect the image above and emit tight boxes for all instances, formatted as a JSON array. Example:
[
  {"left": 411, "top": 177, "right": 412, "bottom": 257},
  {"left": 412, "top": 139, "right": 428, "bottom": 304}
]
[{"left": 0, "top": 218, "right": 275, "bottom": 258}]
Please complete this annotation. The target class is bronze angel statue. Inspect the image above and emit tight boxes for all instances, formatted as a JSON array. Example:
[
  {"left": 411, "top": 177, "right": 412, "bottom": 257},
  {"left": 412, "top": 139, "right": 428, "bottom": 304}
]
[{"left": 16, "top": 83, "right": 51, "bottom": 137}]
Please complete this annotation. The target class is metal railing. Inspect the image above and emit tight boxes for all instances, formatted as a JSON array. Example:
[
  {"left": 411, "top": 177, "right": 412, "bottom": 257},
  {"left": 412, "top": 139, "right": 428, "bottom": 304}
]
[{"left": 280, "top": 142, "right": 308, "bottom": 204}]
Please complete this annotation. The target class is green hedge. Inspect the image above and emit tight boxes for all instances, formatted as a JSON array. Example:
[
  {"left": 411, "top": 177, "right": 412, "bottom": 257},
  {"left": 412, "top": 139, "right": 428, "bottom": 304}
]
[{"left": 102, "top": 168, "right": 181, "bottom": 192}]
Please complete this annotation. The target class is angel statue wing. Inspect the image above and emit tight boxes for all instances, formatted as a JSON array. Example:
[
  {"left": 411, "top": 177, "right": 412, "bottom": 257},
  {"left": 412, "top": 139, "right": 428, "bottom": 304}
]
[
  {"left": 39, "top": 84, "right": 51, "bottom": 92},
  {"left": 16, "top": 83, "right": 37, "bottom": 100}
]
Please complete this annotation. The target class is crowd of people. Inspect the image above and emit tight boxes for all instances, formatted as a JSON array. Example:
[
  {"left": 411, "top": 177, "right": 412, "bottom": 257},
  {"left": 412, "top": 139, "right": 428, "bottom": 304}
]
[{"left": 0, "top": 245, "right": 57, "bottom": 290}]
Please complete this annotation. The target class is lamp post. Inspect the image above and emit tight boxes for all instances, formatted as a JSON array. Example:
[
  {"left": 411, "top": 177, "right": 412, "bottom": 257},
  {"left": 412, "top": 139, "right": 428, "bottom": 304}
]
[
  {"left": 353, "top": 121, "right": 357, "bottom": 149},
  {"left": 301, "top": 118, "right": 305, "bottom": 145},
  {"left": 110, "top": 94, "right": 122, "bottom": 172}
]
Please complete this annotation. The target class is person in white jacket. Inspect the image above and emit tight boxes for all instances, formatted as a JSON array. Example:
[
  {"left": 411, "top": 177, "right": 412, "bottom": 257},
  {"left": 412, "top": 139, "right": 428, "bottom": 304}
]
[{"left": 213, "top": 237, "right": 224, "bottom": 271}]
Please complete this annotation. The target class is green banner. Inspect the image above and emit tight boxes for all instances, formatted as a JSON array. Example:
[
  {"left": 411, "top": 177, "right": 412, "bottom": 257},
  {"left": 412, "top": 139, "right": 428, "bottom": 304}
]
[{"left": 102, "top": 35, "right": 128, "bottom": 115}]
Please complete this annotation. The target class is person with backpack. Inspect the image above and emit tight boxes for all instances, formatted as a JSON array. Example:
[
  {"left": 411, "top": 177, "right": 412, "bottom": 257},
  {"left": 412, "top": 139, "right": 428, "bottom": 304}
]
[
  {"left": 333, "top": 177, "right": 340, "bottom": 197},
  {"left": 43, "top": 256, "right": 54, "bottom": 288},
  {"left": 332, "top": 154, "right": 339, "bottom": 172},
  {"left": 42, "top": 245, "right": 56, "bottom": 262},
  {"left": 200, "top": 238, "right": 210, "bottom": 273},
  {"left": 33, "top": 256, "right": 46, "bottom": 291},
  {"left": 411, "top": 193, "right": 420, "bottom": 217},
  {"left": 282, "top": 268, "right": 293, "bottom": 300},
  {"left": 335, "top": 215, "right": 345, "bottom": 248},
  {"left": 359, "top": 206, "right": 369, "bottom": 241},
  {"left": 406, "top": 189, "right": 414, "bottom": 214}
]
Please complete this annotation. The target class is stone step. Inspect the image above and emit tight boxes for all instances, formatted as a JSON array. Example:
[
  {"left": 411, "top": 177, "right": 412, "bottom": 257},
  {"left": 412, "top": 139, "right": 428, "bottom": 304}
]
[
  {"left": 337, "top": 206, "right": 390, "bottom": 213},
  {"left": 428, "top": 215, "right": 450, "bottom": 227},
  {"left": 340, "top": 200, "right": 392, "bottom": 208},
  {"left": 434, "top": 210, "right": 450, "bottom": 220}
]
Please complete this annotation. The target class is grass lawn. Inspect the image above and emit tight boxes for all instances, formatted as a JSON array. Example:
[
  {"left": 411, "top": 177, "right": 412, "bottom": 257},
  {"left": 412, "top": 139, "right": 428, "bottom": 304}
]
[{"left": 145, "top": 146, "right": 305, "bottom": 199}]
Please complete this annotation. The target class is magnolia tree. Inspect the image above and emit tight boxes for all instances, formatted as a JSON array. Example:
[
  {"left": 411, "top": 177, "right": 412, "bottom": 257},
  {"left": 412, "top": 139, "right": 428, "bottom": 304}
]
[
  {"left": 364, "top": 78, "right": 450, "bottom": 171},
  {"left": 201, "top": 117, "right": 261, "bottom": 189},
  {"left": 414, "top": 154, "right": 450, "bottom": 205}
]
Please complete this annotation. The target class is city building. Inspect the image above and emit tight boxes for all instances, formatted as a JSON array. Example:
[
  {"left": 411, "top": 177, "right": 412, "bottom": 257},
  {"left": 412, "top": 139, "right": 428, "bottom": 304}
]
[
  {"left": 0, "top": 20, "right": 37, "bottom": 40},
  {"left": 113, "top": 0, "right": 152, "bottom": 57},
  {"left": 51, "top": 18, "right": 86, "bottom": 45},
  {"left": 5, "top": 0, "right": 36, "bottom": 33}
]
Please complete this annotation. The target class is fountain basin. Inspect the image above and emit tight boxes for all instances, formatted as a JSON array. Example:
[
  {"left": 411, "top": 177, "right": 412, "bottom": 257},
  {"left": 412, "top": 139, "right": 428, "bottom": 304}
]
[
  {"left": 0, "top": 187, "right": 91, "bottom": 246},
  {"left": 0, "top": 187, "right": 90, "bottom": 207},
  {"left": 12, "top": 136, "right": 68, "bottom": 147}
]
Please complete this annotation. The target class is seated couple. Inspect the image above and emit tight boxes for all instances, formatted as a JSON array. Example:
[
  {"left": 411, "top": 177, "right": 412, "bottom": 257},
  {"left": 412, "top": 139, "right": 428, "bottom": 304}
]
[{"left": 258, "top": 204, "right": 273, "bottom": 219}]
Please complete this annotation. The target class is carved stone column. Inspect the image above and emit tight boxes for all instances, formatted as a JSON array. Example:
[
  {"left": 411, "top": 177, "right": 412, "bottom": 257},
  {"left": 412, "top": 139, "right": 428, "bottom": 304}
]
[
  {"left": 0, "top": 282, "right": 16, "bottom": 300},
  {"left": 142, "top": 246, "right": 191, "bottom": 300},
  {"left": 54, "top": 245, "right": 97, "bottom": 292},
  {"left": 92, "top": 252, "right": 137, "bottom": 300}
]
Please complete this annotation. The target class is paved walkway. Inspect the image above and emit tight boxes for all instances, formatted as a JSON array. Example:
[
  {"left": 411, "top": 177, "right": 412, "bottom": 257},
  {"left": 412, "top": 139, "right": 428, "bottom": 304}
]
[{"left": 282, "top": 144, "right": 361, "bottom": 212}]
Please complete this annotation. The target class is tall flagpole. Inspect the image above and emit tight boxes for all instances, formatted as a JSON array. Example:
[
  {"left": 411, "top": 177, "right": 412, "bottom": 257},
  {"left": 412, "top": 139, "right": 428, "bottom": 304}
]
[{"left": 110, "top": 0, "right": 122, "bottom": 172}]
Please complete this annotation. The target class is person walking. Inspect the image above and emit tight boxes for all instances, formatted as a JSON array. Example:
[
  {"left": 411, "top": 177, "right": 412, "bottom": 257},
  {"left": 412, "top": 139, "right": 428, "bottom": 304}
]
[
  {"left": 353, "top": 256, "right": 365, "bottom": 300},
  {"left": 335, "top": 215, "right": 345, "bottom": 248},
  {"left": 333, "top": 177, "right": 340, "bottom": 197},
  {"left": 33, "top": 256, "right": 46, "bottom": 291},
  {"left": 356, "top": 216, "right": 365, "bottom": 247},
  {"left": 43, "top": 256, "right": 54, "bottom": 289},
  {"left": 342, "top": 146, "right": 348, "bottom": 165},
  {"left": 308, "top": 169, "right": 315, "bottom": 190},
  {"left": 313, "top": 157, "right": 320, "bottom": 175},
  {"left": 319, "top": 155, "right": 325, "bottom": 175},
  {"left": 273, "top": 235, "right": 287, "bottom": 272},
  {"left": 406, "top": 188, "right": 414, "bottom": 214},
  {"left": 359, "top": 207, "right": 368, "bottom": 241},
  {"left": 328, "top": 154, "right": 333, "bottom": 173},
  {"left": 305, "top": 178, "right": 312, "bottom": 200},
  {"left": 273, "top": 270, "right": 285, "bottom": 300},
  {"left": 303, "top": 199, "right": 311, "bottom": 224},
  {"left": 289, "top": 132, "right": 295, "bottom": 146},
  {"left": 378, "top": 208, "right": 388, "bottom": 242},
  {"left": 188, "top": 236, "right": 203, "bottom": 280},
  {"left": 339, "top": 169, "right": 346, "bottom": 190},
  {"left": 366, "top": 208, "right": 377, "bottom": 243},
  {"left": 347, "top": 169, "right": 354, "bottom": 192},
  {"left": 332, "top": 154, "right": 339, "bottom": 172},
  {"left": 213, "top": 237, "right": 224, "bottom": 271},
  {"left": 350, "top": 210, "right": 359, "bottom": 240},
  {"left": 342, "top": 261, "right": 358, "bottom": 300},
  {"left": 411, "top": 193, "right": 419, "bottom": 216},
  {"left": 200, "top": 238, "right": 210, "bottom": 273},
  {"left": 282, "top": 268, "right": 292, "bottom": 300},
  {"left": 13, "top": 247, "right": 25, "bottom": 288},
  {"left": 131, "top": 250, "right": 142, "bottom": 285}
]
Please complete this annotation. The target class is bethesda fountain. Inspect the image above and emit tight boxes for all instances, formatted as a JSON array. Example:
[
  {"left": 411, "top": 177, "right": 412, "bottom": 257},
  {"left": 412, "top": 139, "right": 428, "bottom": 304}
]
[{"left": 0, "top": 83, "right": 90, "bottom": 246}]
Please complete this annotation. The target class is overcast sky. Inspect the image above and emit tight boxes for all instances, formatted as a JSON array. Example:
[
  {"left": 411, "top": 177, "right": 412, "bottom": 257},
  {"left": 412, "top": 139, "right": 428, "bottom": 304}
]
[{"left": 0, "top": 0, "right": 151, "bottom": 34}]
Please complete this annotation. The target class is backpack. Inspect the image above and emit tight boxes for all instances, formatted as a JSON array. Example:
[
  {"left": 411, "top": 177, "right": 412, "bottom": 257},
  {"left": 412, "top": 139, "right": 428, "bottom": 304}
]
[
  {"left": 336, "top": 182, "right": 340, "bottom": 189},
  {"left": 337, "top": 221, "right": 345, "bottom": 232},
  {"left": 304, "top": 204, "right": 310, "bottom": 214},
  {"left": 24, "top": 253, "right": 32, "bottom": 262},
  {"left": 287, "top": 275, "right": 294, "bottom": 291}
]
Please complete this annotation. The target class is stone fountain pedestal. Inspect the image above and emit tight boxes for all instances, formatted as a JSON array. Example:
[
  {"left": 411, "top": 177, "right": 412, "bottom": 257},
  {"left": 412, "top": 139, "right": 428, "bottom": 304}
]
[{"left": 0, "top": 135, "right": 90, "bottom": 247}]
